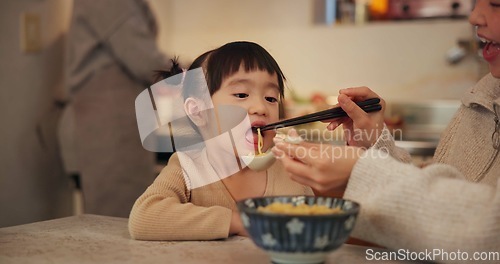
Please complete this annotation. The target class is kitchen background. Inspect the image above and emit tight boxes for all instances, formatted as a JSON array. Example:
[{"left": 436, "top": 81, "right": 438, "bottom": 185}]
[{"left": 0, "top": 0, "right": 488, "bottom": 227}]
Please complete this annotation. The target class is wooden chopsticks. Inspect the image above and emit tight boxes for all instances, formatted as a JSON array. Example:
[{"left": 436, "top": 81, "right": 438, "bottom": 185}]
[{"left": 255, "top": 98, "right": 382, "bottom": 132}]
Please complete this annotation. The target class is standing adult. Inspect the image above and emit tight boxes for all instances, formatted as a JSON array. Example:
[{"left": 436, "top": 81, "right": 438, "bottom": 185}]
[{"left": 63, "top": 0, "right": 170, "bottom": 217}]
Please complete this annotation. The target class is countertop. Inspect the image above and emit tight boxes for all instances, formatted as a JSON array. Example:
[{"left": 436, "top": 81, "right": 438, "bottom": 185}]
[{"left": 0, "top": 214, "right": 422, "bottom": 264}]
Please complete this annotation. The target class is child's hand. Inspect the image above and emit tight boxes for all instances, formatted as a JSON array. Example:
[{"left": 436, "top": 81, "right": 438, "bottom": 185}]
[
  {"left": 229, "top": 211, "right": 248, "bottom": 237},
  {"left": 326, "top": 87, "right": 386, "bottom": 149}
]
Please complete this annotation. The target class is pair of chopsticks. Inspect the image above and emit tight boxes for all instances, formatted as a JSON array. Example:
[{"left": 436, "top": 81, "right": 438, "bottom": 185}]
[{"left": 254, "top": 98, "right": 382, "bottom": 132}]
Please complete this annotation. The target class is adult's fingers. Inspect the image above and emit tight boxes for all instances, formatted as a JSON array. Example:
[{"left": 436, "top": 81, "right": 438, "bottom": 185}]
[
  {"left": 274, "top": 129, "right": 317, "bottom": 148},
  {"left": 337, "top": 94, "right": 370, "bottom": 123},
  {"left": 342, "top": 119, "right": 354, "bottom": 145},
  {"left": 273, "top": 147, "right": 313, "bottom": 179},
  {"left": 324, "top": 117, "right": 349, "bottom": 130},
  {"left": 339, "top": 87, "right": 385, "bottom": 108},
  {"left": 273, "top": 147, "right": 327, "bottom": 191},
  {"left": 272, "top": 139, "right": 321, "bottom": 167},
  {"left": 339, "top": 86, "right": 379, "bottom": 99},
  {"left": 319, "top": 103, "right": 344, "bottom": 127},
  {"left": 326, "top": 121, "right": 340, "bottom": 131}
]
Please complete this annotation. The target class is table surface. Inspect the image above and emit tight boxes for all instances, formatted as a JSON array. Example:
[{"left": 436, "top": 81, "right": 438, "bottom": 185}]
[{"left": 0, "top": 214, "right": 420, "bottom": 264}]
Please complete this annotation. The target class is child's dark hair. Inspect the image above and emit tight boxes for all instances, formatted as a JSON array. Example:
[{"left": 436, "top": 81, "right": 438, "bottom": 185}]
[
  {"left": 153, "top": 57, "right": 183, "bottom": 84},
  {"left": 185, "top": 41, "right": 286, "bottom": 100}
]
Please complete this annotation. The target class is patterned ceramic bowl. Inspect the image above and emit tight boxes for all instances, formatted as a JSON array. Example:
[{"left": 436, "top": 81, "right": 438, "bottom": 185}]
[{"left": 237, "top": 196, "right": 360, "bottom": 264}]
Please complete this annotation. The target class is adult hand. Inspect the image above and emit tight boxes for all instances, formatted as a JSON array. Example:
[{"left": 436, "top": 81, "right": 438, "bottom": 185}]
[
  {"left": 272, "top": 129, "right": 364, "bottom": 193},
  {"left": 324, "top": 87, "right": 386, "bottom": 148}
]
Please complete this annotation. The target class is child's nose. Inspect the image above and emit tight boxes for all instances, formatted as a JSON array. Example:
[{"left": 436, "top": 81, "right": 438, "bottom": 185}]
[
  {"left": 248, "top": 98, "right": 267, "bottom": 116},
  {"left": 468, "top": 3, "right": 485, "bottom": 27}
]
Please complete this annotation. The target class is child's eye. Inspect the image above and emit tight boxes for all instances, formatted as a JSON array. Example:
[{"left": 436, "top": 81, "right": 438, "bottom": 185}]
[
  {"left": 233, "top": 93, "right": 248, "bottom": 99},
  {"left": 491, "top": 1, "right": 500, "bottom": 7},
  {"left": 266, "top": 97, "right": 278, "bottom": 103}
]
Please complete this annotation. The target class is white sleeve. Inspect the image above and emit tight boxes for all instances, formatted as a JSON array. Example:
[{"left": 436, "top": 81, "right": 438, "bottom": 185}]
[
  {"left": 371, "top": 124, "right": 412, "bottom": 163},
  {"left": 344, "top": 148, "right": 500, "bottom": 262}
]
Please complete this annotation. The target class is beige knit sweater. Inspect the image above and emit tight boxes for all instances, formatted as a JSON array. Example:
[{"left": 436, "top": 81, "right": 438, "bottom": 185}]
[
  {"left": 129, "top": 152, "right": 313, "bottom": 241},
  {"left": 344, "top": 74, "right": 500, "bottom": 262}
]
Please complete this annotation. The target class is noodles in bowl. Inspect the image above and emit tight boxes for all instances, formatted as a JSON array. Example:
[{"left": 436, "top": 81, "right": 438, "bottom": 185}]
[
  {"left": 237, "top": 196, "right": 360, "bottom": 264},
  {"left": 257, "top": 202, "right": 343, "bottom": 215}
]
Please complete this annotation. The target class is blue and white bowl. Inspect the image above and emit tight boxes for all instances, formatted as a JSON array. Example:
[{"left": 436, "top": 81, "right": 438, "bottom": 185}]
[{"left": 237, "top": 196, "right": 360, "bottom": 264}]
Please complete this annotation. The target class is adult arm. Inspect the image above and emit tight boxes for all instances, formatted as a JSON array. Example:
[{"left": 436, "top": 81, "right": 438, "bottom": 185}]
[{"left": 345, "top": 148, "right": 500, "bottom": 257}]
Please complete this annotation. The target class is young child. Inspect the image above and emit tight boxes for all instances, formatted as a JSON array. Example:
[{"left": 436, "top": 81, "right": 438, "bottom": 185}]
[{"left": 129, "top": 41, "right": 314, "bottom": 241}]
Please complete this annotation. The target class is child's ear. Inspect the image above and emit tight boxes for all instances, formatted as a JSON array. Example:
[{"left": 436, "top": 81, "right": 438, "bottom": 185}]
[{"left": 184, "top": 97, "right": 207, "bottom": 127}]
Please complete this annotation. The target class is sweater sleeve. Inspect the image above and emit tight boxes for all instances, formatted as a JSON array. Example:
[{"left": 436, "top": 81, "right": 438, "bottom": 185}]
[
  {"left": 128, "top": 154, "right": 233, "bottom": 241},
  {"left": 371, "top": 124, "right": 412, "bottom": 163},
  {"left": 344, "top": 149, "right": 500, "bottom": 261}
]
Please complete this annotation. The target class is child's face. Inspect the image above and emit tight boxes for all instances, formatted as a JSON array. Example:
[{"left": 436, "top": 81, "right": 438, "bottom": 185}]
[
  {"left": 211, "top": 67, "right": 280, "bottom": 153},
  {"left": 470, "top": 0, "right": 500, "bottom": 77}
]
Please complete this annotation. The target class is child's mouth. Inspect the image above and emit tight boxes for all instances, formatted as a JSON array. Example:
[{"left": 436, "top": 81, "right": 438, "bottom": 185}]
[
  {"left": 245, "top": 122, "right": 266, "bottom": 149},
  {"left": 483, "top": 42, "right": 500, "bottom": 62},
  {"left": 478, "top": 35, "right": 500, "bottom": 62},
  {"left": 245, "top": 129, "right": 258, "bottom": 146}
]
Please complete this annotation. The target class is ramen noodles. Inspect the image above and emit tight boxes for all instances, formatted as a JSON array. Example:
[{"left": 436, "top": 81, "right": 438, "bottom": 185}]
[
  {"left": 257, "top": 202, "right": 343, "bottom": 215},
  {"left": 246, "top": 128, "right": 266, "bottom": 158},
  {"left": 257, "top": 128, "right": 264, "bottom": 155}
]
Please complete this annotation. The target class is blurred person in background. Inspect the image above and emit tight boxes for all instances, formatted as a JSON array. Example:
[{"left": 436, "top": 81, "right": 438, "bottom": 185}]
[{"left": 61, "top": 0, "right": 170, "bottom": 217}]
